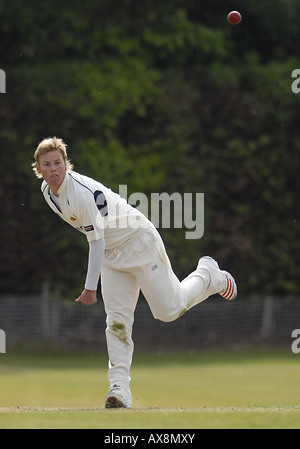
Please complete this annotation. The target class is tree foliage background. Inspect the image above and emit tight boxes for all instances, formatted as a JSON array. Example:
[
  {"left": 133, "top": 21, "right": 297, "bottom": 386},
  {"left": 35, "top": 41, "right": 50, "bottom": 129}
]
[{"left": 0, "top": 0, "right": 299, "bottom": 299}]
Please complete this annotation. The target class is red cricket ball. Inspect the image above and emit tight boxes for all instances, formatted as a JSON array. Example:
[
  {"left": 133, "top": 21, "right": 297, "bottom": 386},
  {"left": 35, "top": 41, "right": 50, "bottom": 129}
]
[{"left": 227, "top": 11, "right": 242, "bottom": 25}]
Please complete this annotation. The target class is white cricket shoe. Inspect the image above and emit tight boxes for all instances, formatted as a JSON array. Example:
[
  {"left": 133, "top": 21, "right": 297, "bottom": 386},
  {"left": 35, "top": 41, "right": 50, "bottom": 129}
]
[
  {"left": 197, "top": 256, "right": 237, "bottom": 300},
  {"left": 105, "top": 384, "right": 132, "bottom": 409}
]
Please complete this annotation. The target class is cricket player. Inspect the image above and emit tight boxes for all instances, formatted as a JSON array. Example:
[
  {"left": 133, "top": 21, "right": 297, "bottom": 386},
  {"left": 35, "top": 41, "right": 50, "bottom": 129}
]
[{"left": 32, "top": 137, "right": 237, "bottom": 408}]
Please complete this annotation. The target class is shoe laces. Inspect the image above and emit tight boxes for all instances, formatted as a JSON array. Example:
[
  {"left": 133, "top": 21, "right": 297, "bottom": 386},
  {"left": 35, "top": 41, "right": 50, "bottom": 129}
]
[{"left": 110, "top": 384, "right": 121, "bottom": 393}]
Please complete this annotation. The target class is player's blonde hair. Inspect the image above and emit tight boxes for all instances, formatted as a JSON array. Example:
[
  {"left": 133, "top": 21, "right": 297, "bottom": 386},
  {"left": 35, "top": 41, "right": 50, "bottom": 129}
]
[{"left": 32, "top": 137, "right": 73, "bottom": 178}]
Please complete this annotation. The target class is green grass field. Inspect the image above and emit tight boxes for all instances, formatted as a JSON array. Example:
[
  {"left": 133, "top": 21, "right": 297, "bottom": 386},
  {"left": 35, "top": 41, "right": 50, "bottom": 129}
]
[{"left": 0, "top": 348, "right": 299, "bottom": 429}]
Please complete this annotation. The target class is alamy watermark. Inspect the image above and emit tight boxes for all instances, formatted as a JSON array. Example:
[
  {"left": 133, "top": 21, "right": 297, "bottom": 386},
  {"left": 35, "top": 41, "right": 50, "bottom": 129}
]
[
  {"left": 291, "top": 329, "right": 300, "bottom": 354},
  {"left": 120, "top": 186, "right": 204, "bottom": 239},
  {"left": 291, "top": 70, "right": 300, "bottom": 93},
  {"left": 0, "top": 69, "right": 6, "bottom": 93},
  {"left": 91, "top": 187, "right": 204, "bottom": 239},
  {"left": 0, "top": 329, "right": 6, "bottom": 353},
  {"left": 92, "top": 186, "right": 204, "bottom": 239}
]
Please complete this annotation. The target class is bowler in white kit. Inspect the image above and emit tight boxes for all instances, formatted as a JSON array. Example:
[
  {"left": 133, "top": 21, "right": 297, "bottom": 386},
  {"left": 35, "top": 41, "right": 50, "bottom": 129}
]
[{"left": 32, "top": 137, "right": 237, "bottom": 408}]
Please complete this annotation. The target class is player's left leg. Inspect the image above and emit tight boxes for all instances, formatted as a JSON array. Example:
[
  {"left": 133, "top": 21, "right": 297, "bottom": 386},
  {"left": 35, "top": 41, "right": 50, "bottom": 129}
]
[{"left": 101, "top": 263, "right": 140, "bottom": 408}]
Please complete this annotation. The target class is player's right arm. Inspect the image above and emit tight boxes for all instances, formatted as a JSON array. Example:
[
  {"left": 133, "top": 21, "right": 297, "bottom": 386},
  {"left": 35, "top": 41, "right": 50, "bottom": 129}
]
[{"left": 75, "top": 237, "right": 105, "bottom": 305}]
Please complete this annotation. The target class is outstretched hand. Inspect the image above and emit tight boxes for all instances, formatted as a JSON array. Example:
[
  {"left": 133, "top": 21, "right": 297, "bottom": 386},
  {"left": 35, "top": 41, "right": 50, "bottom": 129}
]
[{"left": 75, "top": 289, "right": 98, "bottom": 306}]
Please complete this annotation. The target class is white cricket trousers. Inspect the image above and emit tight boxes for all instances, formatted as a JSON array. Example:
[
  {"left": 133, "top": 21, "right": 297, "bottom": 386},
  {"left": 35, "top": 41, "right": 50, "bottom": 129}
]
[{"left": 101, "top": 223, "right": 214, "bottom": 388}]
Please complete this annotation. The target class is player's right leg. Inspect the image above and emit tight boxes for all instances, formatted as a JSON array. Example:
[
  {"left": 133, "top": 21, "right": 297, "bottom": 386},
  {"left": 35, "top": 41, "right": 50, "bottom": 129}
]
[{"left": 134, "top": 225, "right": 237, "bottom": 322}]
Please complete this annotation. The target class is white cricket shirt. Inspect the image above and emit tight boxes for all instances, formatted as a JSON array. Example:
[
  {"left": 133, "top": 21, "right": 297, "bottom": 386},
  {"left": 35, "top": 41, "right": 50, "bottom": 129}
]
[{"left": 41, "top": 171, "right": 148, "bottom": 249}]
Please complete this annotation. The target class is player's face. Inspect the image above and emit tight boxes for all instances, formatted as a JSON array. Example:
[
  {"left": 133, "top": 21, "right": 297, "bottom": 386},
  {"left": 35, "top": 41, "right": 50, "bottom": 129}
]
[{"left": 37, "top": 150, "right": 67, "bottom": 194}]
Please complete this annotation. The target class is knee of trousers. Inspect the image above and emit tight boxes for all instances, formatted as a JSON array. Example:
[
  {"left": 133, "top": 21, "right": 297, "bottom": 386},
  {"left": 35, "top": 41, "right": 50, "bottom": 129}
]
[
  {"left": 148, "top": 293, "right": 184, "bottom": 323},
  {"left": 152, "top": 309, "right": 181, "bottom": 323},
  {"left": 106, "top": 318, "right": 133, "bottom": 346}
]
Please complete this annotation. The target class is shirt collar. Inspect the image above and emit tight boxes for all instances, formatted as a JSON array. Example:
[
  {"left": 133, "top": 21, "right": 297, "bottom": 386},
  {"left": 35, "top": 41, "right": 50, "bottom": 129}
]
[{"left": 56, "top": 170, "right": 70, "bottom": 195}]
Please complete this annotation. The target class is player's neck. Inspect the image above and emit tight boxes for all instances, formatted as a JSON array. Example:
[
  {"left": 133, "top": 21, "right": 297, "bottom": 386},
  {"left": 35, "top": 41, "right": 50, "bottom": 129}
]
[
  {"left": 49, "top": 173, "right": 66, "bottom": 196},
  {"left": 51, "top": 188, "right": 59, "bottom": 197}
]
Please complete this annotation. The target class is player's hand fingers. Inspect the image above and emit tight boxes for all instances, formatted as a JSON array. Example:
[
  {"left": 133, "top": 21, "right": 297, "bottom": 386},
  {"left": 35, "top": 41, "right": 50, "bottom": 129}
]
[
  {"left": 75, "top": 291, "right": 97, "bottom": 305},
  {"left": 84, "top": 297, "right": 98, "bottom": 305}
]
